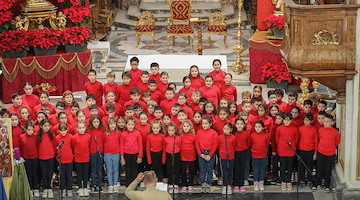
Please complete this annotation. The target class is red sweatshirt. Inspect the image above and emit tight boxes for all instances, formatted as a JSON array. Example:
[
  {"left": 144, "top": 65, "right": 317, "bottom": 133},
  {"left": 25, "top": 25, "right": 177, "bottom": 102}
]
[
  {"left": 271, "top": 123, "right": 280, "bottom": 153},
  {"left": 101, "top": 101, "right": 123, "bottom": 117},
  {"left": 291, "top": 117, "right": 304, "bottom": 127},
  {"left": 20, "top": 133, "right": 38, "bottom": 159},
  {"left": 234, "top": 130, "right": 251, "bottom": 151},
  {"left": 55, "top": 134, "right": 73, "bottom": 163},
  {"left": 85, "top": 81, "right": 104, "bottom": 108},
  {"left": 195, "top": 128, "right": 218, "bottom": 157},
  {"left": 150, "top": 89, "right": 162, "bottom": 104},
  {"left": 103, "top": 82, "right": 119, "bottom": 98},
  {"left": 157, "top": 82, "right": 169, "bottom": 96},
  {"left": 250, "top": 131, "right": 270, "bottom": 158},
  {"left": 213, "top": 118, "right": 230, "bottom": 135},
  {"left": 12, "top": 126, "right": 23, "bottom": 149},
  {"left": 52, "top": 123, "right": 75, "bottom": 135},
  {"left": 160, "top": 99, "right": 177, "bottom": 115},
  {"left": 129, "top": 69, "right": 143, "bottom": 85},
  {"left": 83, "top": 107, "right": 105, "bottom": 119},
  {"left": 38, "top": 132, "right": 55, "bottom": 160},
  {"left": 218, "top": 134, "right": 236, "bottom": 159},
  {"left": 180, "top": 104, "right": 194, "bottom": 120},
  {"left": 298, "top": 125, "right": 318, "bottom": 151},
  {"left": 180, "top": 132, "right": 196, "bottom": 161},
  {"left": 317, "top": 127, "right": 340, "bottom": 156},
  {"left": 137, "top": 82, "right": 149, "bottom": 93},
  {"left": 149, "top": 73, "right": 161, "bottom": 83},
  {"left": 48, "top": 114, "right": 58, "bottom": 126},
  {"left": 220, "top": 84, "right": 237, "bottom": 102},
  {"left": 250, "top": 115, "right": 273, "bottom": 134},
  {"left": 22, "top": 94, "right": 40, "bottom": 110},
  {"left": 284, "top": 103, "right": 303, "bottom": 113},
  {"left": 162, "top": 135, "right": 182, "bottom": 163},
  {"left": 193, "top": 122, "right": 202, "bottom": 132},
  {"left": 88, "top": 128, "right": 105, "bottom": 154},
  {"left": 179, "top": 87, "right": 195, "bottom": 99},
  {"left": 199, "top": 85, "right": 221, "bottom": 107},
  {"left": 103, "top": 130, "right": 121, "bottom": 154},
  {"left": 136, "top": 123, "right": 150, "bottom": 151},
  {"left": 117, "top": 83, "right": 134, "bottom": 105},
  {"left": 120, "top": 130, "right": 143, "bottom": 157},
  {"left": 188, "top": 101, "right": 201, "bottom": 112},
  {"left": 276, "top": 100, "right": 287, "bottom": 112},
  {"left": 275, "top": 124, "right": 299, "bottom": 157},
  {"left": 72, "top": 133, "right": 91, "bottom": 162},
  {"left": 34, "top": 103, "right": 56, "bottom": 115},
  {"left": 146, "top": 133, "right": 165, "bottom": 164},
  {"left": 190, "top": 76, "right": 205, "bottom": 89},
  {"left": 208, "top": 70, "right": 226, "bottom": 88},
  {"left": 8, "top": 104, "right": 33, "bottom": 119}
]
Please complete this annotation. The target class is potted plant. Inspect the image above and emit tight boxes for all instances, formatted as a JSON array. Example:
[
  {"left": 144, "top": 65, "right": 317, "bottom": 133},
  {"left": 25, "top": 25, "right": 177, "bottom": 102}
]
[
  {"left": 264, "top": 14, "right": 285, "bottom": 38},
  {"left": 0, "top": 29, "right": 30, "bottom": 58},
  {"left": 61, "top": 26, "right": 91, "bottom": 53},
  {"left": 29, "top": 28, "right": 62, "bottom": 56},
  {"left": 63, "top": 6, "right": 92, "bottom": 26},
  {"left": 261, "top": 61, "right": 292, "bottom": 89}
]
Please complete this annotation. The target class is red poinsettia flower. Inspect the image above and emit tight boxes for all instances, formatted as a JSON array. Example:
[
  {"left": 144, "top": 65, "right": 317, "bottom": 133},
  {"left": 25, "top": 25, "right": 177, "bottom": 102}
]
[
  {"left": 0, "top": 0, "right": 17, "bottom": 11},
  {"left": 261, "top": 61, "right": 292, "bottom": 83},
  {"left": 0, "top": 11, "right": 12, "bottom": 24},
  {"left": 61, "top": 26, "right": 92, "bottom": 45},
  {"left": 57, "top": 0, "right": 81, "bottom": 6},
  {"left": 63, "top": 6, "right": 92, "bottom": 23},
  {"left": 29, "top": 28, "right": 62, "bottom": 49},
  {"left": 0, "top": 29, "right": 30, "bottom": 53},
  {"left": 264, "top": 14, "right": 285, "bottom": 30}
]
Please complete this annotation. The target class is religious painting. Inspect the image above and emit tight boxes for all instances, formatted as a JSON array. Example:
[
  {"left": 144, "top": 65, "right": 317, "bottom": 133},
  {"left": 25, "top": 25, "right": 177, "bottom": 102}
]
[{"left": 0, "top": 118, "right": 14, "bottom": 178}]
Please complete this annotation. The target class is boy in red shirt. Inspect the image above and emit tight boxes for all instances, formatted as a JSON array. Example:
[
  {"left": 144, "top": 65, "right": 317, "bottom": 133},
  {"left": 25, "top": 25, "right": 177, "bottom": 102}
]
[
  {"left": 270, "top": 112, "right": 284, "bottom": 185},
  {"left": 148, "top": 80, "right": 162, "bottom": 104},
  {"left": 83, "top": 94, "right": 105, "bottom": 119},
  {"left": 250, "top": 97, "right": 261, "bottom": 117},
  {"left": 34, "top": 91, "right": 56, "bottom": 115},
  {"left": 138, "top": 71, "right": 150, "bottom": 93},
  {"left": 124, "top": 88, "right": 147, "bottom": 110},
  {"left": 160, "top": 88, "right": 178, "bottom": 114},
  {"left": 149, "top": 62, "right": 161, "bottom": 83},
  {"left": 284, "top": 92, "right": 303, "bottom": 113},
  {"left": 302, "top": 100, "right": 313, "bottom": 117},
  {"left": 314, "top": 111, "right": 326, "bottom": 129},
  {"left": 102, "top": 91, "right": 123, "bottom": 117},
  {"left": 84, "top": 69, "right": 103, "bottom": 108},
  {"left": 313, "top": 114, "right": 340, "bottom": 191},
  {"left": 128, "top": 57, "right": 143, "bottom": 85},
  {"left": 141, "top": 90, "right": 152, "bottom": 104},
  {"left": 275, "top": 89, "right": 287, "bottom": 111},
  {"left": 188, "top": 90, "right": 202, "bottom": 112},
  {"left": 157, "top": 71, "right": 170, "bottom": 96},
  {"left": 267, "top": 90, "right": 284, "bottom": 112},
  {"left": 298, "top": 113, "right": 318, "bottom": 189},
  {"left": 8, "top": 92, "right": 33, "bottom": 118},
  {"left": 117, "top": 71, "right": 134, "bottom": 105},
  {"left": 49, "top": 101, "right": 66, "bottom": 126},
  {"left": 313, "top": 100, "right": 327, "bottom": 125},
  {"left": 103, "top": 72, "right": 119, "bottom": 101},
  {"left": 153, "top": 106, "right": 164, "bottom": 122}
]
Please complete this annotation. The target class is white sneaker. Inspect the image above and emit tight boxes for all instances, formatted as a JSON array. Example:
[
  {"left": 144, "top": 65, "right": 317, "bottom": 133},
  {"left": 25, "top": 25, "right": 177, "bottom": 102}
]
[
  {"left": 83, "top": 189, "right": 90, "bottom": 196},
  {"left": 206, "top": 184, "right": 211, "bottom": 193},
  {"left": 254, "top": 181, "right": 259, "bottom": 192},
  {"left": 244, "top": 180, "right": 249, "bottom": 186},
  {"left": 107, "top": 186, "right": 114, "bottom": 193},
  {"left": 227, "top": 186, "right": 233, "bottom": 194},
  {"left": 78, "top": 188, "right": 85, "bottom": 197},
  {"left": 188, "top": 186, "right": 194, "bottom": 193},
  {"left": 168, "top": 185, "right": 174, "bottom": 194},
  {"left": 67, "top": 190, "right": 73, "bottom": 197},
  {"left": 259, "top": 181, "right": 265, "bottom": 191},
  {"left": 42, "top": 189, "right": 48, "bottom": 199},
  {"left": 174, "top": 185, "right": 179, "bottom": 194},
  {"left": 61, "top": 189, "right": 66, "bottom": 198},
  {"left": 201, "top": 184, "right": 206, "bottom": 193},
  {"left": 113, "top": 185, "right": 120, "bottom": 193},
  {"left": 33, "top": 189, "right": 40, "bottom": 198},
  {"left": 222, "top": 186, "right": 227, "bottom": 194},
  {"left": 47, "top": 189, "right": 54, "bottom": 199}
]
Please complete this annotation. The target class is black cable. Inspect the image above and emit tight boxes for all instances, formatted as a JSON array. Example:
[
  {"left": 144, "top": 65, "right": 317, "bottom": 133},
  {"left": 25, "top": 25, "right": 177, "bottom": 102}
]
[
  {"left": 94, "top": 135, "right": 102, "bottom": 200},
  {"left": 224, "top": 133, "right": 229, "bottom": 200},
  {"left": 171, "top": 135, "right": 176, "bottom": 200}
]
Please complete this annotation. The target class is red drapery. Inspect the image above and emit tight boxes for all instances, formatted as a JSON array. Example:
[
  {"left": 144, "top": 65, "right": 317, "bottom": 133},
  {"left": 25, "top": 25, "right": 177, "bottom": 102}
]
[
  {"left": 1, "top": 51, "right": 92, "bottom": 103},
  {"left": 257, "top": 0, "right": 275, "bottom": 31}
]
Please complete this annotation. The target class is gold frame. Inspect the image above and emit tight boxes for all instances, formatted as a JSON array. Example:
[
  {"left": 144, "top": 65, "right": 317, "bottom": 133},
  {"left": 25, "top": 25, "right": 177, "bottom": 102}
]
[
  {"left": 207, "top": 12, "right": 227, "bottom": 48},
  {"left": 166, "top": 0, "right": 194, "bottom": 48},
  {"left": 135, "top": 11, "right": 156, "bottom": 47}
]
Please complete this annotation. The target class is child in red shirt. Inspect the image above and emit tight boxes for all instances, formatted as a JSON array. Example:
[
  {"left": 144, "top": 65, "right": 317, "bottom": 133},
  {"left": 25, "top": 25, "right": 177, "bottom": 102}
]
[
  {"left": 54, "top": 123, "right": 74, "bottom": 197},
  {"left": 20, "top": 122, "right": 40, "bottom": 197},
  {"left": 85, "top": 69, "right": 103, "bottom": 108},
  {"left": 221, "top": 73, "right": 237, "bottom": 102},
  {"left": 117, "top": 71, "right": 134, "bottom": 105},
  {"left": 72, "top": 121, "right": 91, "bottom": 197},
  {"left": 179, "top": 76, "right": 195, "bottom": 99},
  {"left": 275, "top": 113, "right": 299, "bottom": 191},
  {"left": 192, "top": 111, "right": 202, "bottom": 132},
  {"left": 213, "top": 107, "right": 230, "bottom": 135},
  {"left": 148, "top": 80, "right": 162, "bottom": 104},
  {"left": 62, "top": 90, "right": 75, "bottom": 115},
  {"left": 136, "top": 112, "right": 151, "bottom": 172},
  {"left": 298, "top": 113, "right": 318, "bottom": 189},
  {"left": 250, "top": 97, "right": 262, "bottom": 117},
  {"left": 11, "top": 113, "right": 23, "bottom": 149},
  {"left": 270, "top": 111, "right": 284, "bottom": 185},
  {"left": 314, "top": 114, "right": 340, "bottom": 191},
  {"left": 208, "top": 59, "right": 226, "bottom": 88},
  {"left": 218, "top": 122, "right": 236, "bottom": 194},
  {"left": 157, "top": 71, "right": 170, "bottom": 96},
  {"left": 251, "top": 104, "right": 273, "bottom": 134},
  {"left": 52, "top": 112, "right": 75, "bottom": 135},
  {"left": 290, "top": 106, "right": 304, "bottom": 127},
  {"left": 138, "top": 71, "right": 150, "bottom": 93},
  {"left": 103, "top": 117, "right": 121, "bottom": 193},
  {"left": 19, "top": 107, "right": 31, "bottom": 128},
  {"left": 49, "top": 102, "right": 65, "bottom": 126},
  {"left": 252, "top": 85, "right": 266, "bottom": 105},
  {"left": 177, "top": 93, "right": 193, "bottom": 121},
  {"left": 117, "top": 116, "right": 126, "bottom": 132},
  {"left": 8, "top": 92, "right": 33, "bottom": 119},
  {"left": 228, "top": 101, "right": 238, "bottom": 120},
  {"left": 275, "top": 89, "right": 287, "bottom": 111},
  {"left": 120, "top": 118, "right": 143, "bottom": 186},
  {"left": 22, "top": 82, "right": 40, "bottom": 110},
  {"left": 188, "top": 90, "right": 202, "bottom": 112},
  {"left": 179, "top": 120, "right": 196, "bottom": 193},
  {"left": 199, "top": 75, "right": 221, "bottom": 107},
  {"left": 149, "top": 62, "right": 161, "bottom": 83},
  {"left": 153, "top": 106, "right": 164, "bottom": 122},
  {"left": 34, "top": 91, "right": 56, "bottom": 115},
  {"left": 219, "top": 98, "right": 229, "bottom": 109},
  {"left": 160, "top": 88, "right": 178, "bottom": 114},
  {"left": 284, "top": 92, "right": 303, "bottom": 113},
  {"left": 128, "top": 57, "right": 143, "bottom": 85},
  {"left": 103, "top": 72, "right": 119, "bottom": 101},
  {"left": 124, "top": 88, "right": 148, "bottom": 110},
  {"left": 189, "top": 65, "right": 205, "bottom": 89},
  {"left": 202, "top": 100, "right": 218, "bottom": 122},
  {"left": 146, "top": 120, "right": 165, "bottom": 180},
  {"left": 102, "top": 91, "right": 123, "bottom": 117},
  {"left": 250, "top": 120, "right": 270, "bottom": 192}
]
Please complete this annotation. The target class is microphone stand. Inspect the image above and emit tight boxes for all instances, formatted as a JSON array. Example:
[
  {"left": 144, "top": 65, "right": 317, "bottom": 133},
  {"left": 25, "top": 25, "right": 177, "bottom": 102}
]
[
  {"left": 286, "top": 141, "right": 314, "bottom": 200},
  {"left": 58, "top": 145, "right": 63, "bottom": 200},
  {"left": 224, "top": 134, "right": 229, "bottom": 200},
  {"left": 94, "top": 136, "right": 102, "bottom": 200},
  {"left": 171, "top": 135, "right": 176, "bottom": 200}
]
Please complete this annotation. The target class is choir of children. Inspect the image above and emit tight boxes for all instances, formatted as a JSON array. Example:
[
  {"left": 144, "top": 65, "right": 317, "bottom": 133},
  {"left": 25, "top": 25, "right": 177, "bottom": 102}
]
[{"left": 0, "top": 57, "right": 340, "bottom": 197}]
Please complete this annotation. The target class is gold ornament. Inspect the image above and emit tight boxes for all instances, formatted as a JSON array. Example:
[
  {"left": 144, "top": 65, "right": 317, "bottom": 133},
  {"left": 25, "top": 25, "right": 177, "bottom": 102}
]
[{"left": 231, "top": 0, "right": 247, "bottom": 74}]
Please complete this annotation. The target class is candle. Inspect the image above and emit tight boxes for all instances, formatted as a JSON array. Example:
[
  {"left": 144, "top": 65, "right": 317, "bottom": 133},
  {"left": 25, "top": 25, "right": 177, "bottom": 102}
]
[{"left": 14, "top": 148, "right": 20, "bottom": 160}]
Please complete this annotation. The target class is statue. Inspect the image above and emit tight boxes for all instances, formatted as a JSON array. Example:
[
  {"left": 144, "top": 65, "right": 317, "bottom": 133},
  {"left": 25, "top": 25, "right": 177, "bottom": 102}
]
[
  {"left": 12, "top": 16, "right": 30, "bottom": 31},
  {"left": 50, "top": 12, "right": 67, "bottom": 30},
  {"left": 272, "top": 0, "right": 284, "bottom": 13}
]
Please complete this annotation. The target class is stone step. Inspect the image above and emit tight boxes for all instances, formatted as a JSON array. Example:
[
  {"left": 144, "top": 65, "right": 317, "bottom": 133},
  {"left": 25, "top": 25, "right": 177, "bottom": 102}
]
[{"left": 139, "top": 2, "right": 222, "bottom": 13}]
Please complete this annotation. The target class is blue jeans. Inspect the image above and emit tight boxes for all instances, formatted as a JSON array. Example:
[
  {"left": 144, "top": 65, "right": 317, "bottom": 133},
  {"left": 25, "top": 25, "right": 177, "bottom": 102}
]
[
  {"left": 220, "top": 159, "right": 234, "bottom": 186},
  {"left": 252, "top": 157, "right": 267, "bottom": 182},
  {"left": 198, "top": 155, "right": 215, "bottom": 185},
  {"left": 90, "top": 153, "right": 104, "bottom": 187},
  {"left": 104, "top": 153, "right": 120, "bottom": 186}
]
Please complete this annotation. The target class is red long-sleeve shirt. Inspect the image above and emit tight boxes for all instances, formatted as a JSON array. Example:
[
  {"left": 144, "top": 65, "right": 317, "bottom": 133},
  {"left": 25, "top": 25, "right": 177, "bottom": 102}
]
[
  {"left": 298, "top": 125, "right": 318, "bottom": 151},
  {"left": 136, "top": 123, "right": 150, "bottom": 150},
  {"left": 199, "top": 85, "right": 221, "bottom": 107},
  {"left": 117, "top": 83, "right": 134, "bottom": 105},
  {"left": 22, "top": 94, "right": 40, "bottom": 110},
  {"left": 52, "top": 123, "right": 75, "bottom": 135},
  {"left": 162, "top": 135, "right": 182, "bottom": 163},
  {"left": 208, "top": 70, "right": 226, "bottom": 88},
  {"left": 149, "top": 73, "right": 161, "bottom": 83},
  {"left": 291, "top": 117, "right": 304, "bottom": 127},
  {"left": 83, "top": 107, "right": 105, "bottom": 119},
  {"left": 150, "top": 89, "right": 162, "bottom": 104},
  {"left": 157, "top": 82, "right": 169, "bottom": 96},
  {"left": 88, "top": 128, "right": 105, "bottom": 154},
  {"left": 220, "top": 84, "right": 237, "bottom": 102},
  {"left": 193, "top": 122, "right": 202, "bottom": 132},
  {"left": 284, "top": 103, "right": 303, "bottom": 113},
  {"left": 250, "top": 115, "right": 273, "bottom": 134},
  {"left": 101, "top": 101, "right": 123, "bottom": 117},
  {"left": 188, "top": 101, "right": 201, "bottom": 112},
  {"left": 20, "top": 133, "right": 38, "bottom": 159},
  {"left": 195, "top": 128, "right": 218, "bottom": 157},
  {"left": 146, "top": 133, "right": 165, "bottom": 164},
  {"left": 120, "top": 130, "right": 143, "bottom": 157},
  {"left": 317, "top": 127, "right": 340, "bottom": 156},
  {"left": 48, "top": 114, "right": 58, "bottom": 126},
  {"left": 190, "top": 76, "right": 205, "bottom": 89},
  {"left": 38, "top": 132, "right": 55, "bottom": 160},
  {"left": 8, "top": 104, "right": 33, "bottom": 120},
  {"left": 180, "top": 104, "right": 194, "bottom": 120},
  {"left": 213, "top": 118, "right": 230, "bottom": 135},
  {"left": 218, "top": 134, "right": 236, "bottom": 159},
  {"left": 103, "top": 82, "right": 119, "bottom": 98},
  {"left": 34, "top": 103, "right": 56, "bottom": 115},
  {"left": 55, "top": 134, "right": 73, "bottom": 163},
  {"left": 160, "top": 99, "right": 177, "bottom": 115},
  {"left": 275, "top": 124, "right": 299, "bottom": 157},
  {"left": 103, "top": 130, "right": 121, "bottom": 154},
  {"left": 85, "top": 81, "right": 104, "bottom": 108},
  {"left": 271, "top": 123, "right": 280, "bottom": 153},
  {"left": 180, "top": 132, "right": 196, "bottom": 161},
  {"left": 179, "top": 87, "right": 195, "bottom": 99},
  {"left": 129, "top": 69, "right": 143, "bottom": 85},
  {"left": 72, "top": 133, "right": 91, "bottom": 162},
  {"left": 12, "top": 126, "right": 22, "bottom": 149},
  {"left": 250, "top": 131, "right": 270, "bottom": 158},
  {"left": 234, "top": 130, "right": 251, "bottom": 151}
]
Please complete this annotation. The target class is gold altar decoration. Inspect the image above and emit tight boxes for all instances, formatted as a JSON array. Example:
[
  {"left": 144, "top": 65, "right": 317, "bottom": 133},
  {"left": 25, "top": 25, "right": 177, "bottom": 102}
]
[
  {"left": 207, "top": 12, "right": 227, "bottom": 48},
  {"left": 0, "top": 118, "right": 14, "bottom": 197},
  {"left": 12, "top": 16, "right": 30, "bottom": 31},
  {"left": 1, "top": 53, "right": 92, "bottom": 83},
  {"left": 135, "top": 11, "right": 156, "bottom": 47},
  {"left": 21, "top": 0, "right": 57, "bottom": 29},
  {"left": 190, "top": 18, "right": 208, "bottom": 55},
  {"left": 312, "top": 80, "right": 320, "bottom": 93},
  {"left": 272, "top": 0, "right": 285, "bottom": 14},
  {"left": 312, "top": 30, "right": 340, "bottom": 46},
  {"left": 298, "top": 77, "right": 310, "bottom": 105},
  {"left": 49, "top": 12, "right": 67, "bottom": 30},
  {"left": 231, "top": 0, "right": 247, "bottom": 74}
]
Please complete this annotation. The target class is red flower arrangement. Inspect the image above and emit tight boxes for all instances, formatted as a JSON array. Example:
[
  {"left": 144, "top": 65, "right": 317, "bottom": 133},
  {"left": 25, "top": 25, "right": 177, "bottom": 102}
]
[
  {"left": 64, "top": 6, "right": 91, "bottom": 23},
  {"left": 0, "top": 0, "right": 17, "bottom": 11},
  {"left": 29, "top": 28, "right": 62, "bottom": 49},
  {"left": 57, "top": 0, "right": 81, "bottom": 6},
  {"left": 264, "top": 14, "right": 284, "bottom": 30},
  {"left": 0, "top": 11, "right": 12, "bottom": 25},
  {"left": 0, "top": 29, "right": 30, "bottom": 53},
  {"left": 261, "top": 61, "right": 292, "bottom": 83},
  {"left": 61, "top": 26, "right": 91, "bottom": 45}
]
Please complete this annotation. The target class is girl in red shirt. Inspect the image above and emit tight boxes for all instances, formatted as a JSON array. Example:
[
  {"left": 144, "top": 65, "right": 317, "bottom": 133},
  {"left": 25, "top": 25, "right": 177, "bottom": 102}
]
[
  {"left": 199, "top": 76, "right": 221, "bottom": 107},
  {"left": 62, "top": 91, "right": 74, "bottom": 115},
  {"left": 136, "top": 112, "right": 151, "bottom": 173},
  {"left": 290, "top": 106, "right": 304, "bottom": 127},
  {"left": 75, "top": 110, "right": 86, "bottom": 126},
  {"left": 11, "top": 113, "right": 23, "bottom": 149},
  {"left": 233, "top": 118, "right": 250, "bottom": 193},
  {"left": 72, "top": 121, "right": 91, "bottom": 197},
  {"left": 252, "top": 85, "right": 266, "bottom": 104},
  {"left": 55, "top": 123, "right": 74, "bottom": 197},
  {"left": 219, "top": 98, "right": 229, "bottom": 109},
  {"left": 146, "top": 120, "right": 165, "bottom": 180},
  {"left": 20, "top": 122, "right": 40, "bottom": 197},
  {"left": 208, "top": 59, "right": 226, "bottom": 88},
  {"left": 117, "top": 116, "right": 126, "bottom": 132},
  {"left": 179, "top": 76, "right": 195, "bottom": 99},
  {"left": 250, "top": 120, "right": 270, "bottom": 192},
  {"left": 213, "top": 107, "right": 230, "bottom": 135},
  {"left": 37, "top": 119, "right": 55, "bottom": 198},
  {"left": 163, "top": 123, "right": 182, "bottom": 194},
  {"left": 193, "top": 111, "right": 202, "bottom": 132},
  {"left": 218, "top": 122, "right": 236, "bottom": 194},
  {"left": 220, "top": 73, "right": 238, "bottom": 102},
  {"left": 228, "top": 101, "right": 239, "bottom": 121},
  {"left": 189, "top": 65, "right": 205, "bottom": 89},
  {"left": 103, "top": 117, "right": 121, "bottom": 193},
  {"left": 88, "top": 115, "right": 105, "bottom": 192},
  {"left": 34, "top": 111, "right": 47, "bottom": 133},
  {"left": 52, "top": 112, "right": 75, "bottom": 135},
  {"left": 20, "top": 107, "right": 32, "bottom": 126},
  {"left": 179, "top": 120, "right": 196, "bottom": 193},
  {"left": 22, "top": 82, "right": 40, "bottom": 110},
  {"left": 34, "top": 91, "right": 56, "bottom": 115},
  {"left": 202, "top": 100, "right": 218, "bottom": 122}
]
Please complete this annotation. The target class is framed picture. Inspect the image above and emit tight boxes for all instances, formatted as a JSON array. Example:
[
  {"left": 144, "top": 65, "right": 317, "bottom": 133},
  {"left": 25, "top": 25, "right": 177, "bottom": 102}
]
[{"left": 0, "top": 118, "right": 14, "bottom": 178}]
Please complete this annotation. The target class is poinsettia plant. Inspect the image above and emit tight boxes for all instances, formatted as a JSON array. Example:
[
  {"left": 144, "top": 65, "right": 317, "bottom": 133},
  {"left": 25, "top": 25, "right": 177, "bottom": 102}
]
[
  {"left": 63, "top": 6, "right": 91, "bottom": 25},
  {"left": 264, "top": 14, "right": 284, "bottom": 30},
  {"left": 261, "top": 61, "right": 292, "bottom": 83},
  {"left": 0, "top": 29, "right": 30, "bottom": 53},
  {"left": 29, "top": 28, "right": 62, "bottom": 49},
  {"left": 0, "top": 0, "right": 17, "bottom": 11},
  {"left": 61, "top": 26, "right": 91, "bottom": 45}
]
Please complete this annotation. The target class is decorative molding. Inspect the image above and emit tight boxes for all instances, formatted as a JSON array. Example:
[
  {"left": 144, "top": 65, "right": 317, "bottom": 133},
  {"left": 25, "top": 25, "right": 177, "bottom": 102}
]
[{"left": 312, "top": 29, "right": 340, "bottom": 46}]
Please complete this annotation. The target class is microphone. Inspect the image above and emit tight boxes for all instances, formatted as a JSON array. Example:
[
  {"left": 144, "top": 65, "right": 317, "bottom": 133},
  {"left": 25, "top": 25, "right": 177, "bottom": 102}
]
[
  {"left": 57, "top": 141, "right": 64, "bottom": 149},
  {"left": 286, "top": 140, "right": 291, "bottom": 146}
]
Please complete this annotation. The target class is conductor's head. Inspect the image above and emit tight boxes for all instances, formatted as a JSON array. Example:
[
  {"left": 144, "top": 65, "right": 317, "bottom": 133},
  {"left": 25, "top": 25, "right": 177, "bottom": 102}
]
[{"left": 143, "top": 170, "right": 158, "bottom": 186}]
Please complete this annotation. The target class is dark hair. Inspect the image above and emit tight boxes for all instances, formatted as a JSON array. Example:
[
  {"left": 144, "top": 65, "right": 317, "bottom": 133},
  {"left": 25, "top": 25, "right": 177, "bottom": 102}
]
[
  {"left": 228, "top": 101, "right": 239, "bottom": 116},
  {"left": 58, "top": 122, "right": 68, "bottom": 131},
  {"left": 274, "top": 88, "right": 284, "bottom": 97},
  {"left": 204, "top": 75, "right": 214, "bottom": 81},
  {"left": 182, "top": 76, "right": 191, "bottom": 83},
  {"left": 154, "top": 106, "right": 163, "bottom": 112},
  {"left": 148, "top": 79, "right": 157, "bottom": 85},
  {"left": 318, "top": 111, "right": 327, "bottom": 116},
  {"left": 167, "top": 123, "right": 179, "bottom": 135},
  {"left": 24, "top": 82, "right": 33, "bottom": 87},
  {"left": 201, "top": 115, "right": 213, "bottom": 124},
  {"left": 125, "top": 105, "right": 134, "bottom": 111},
  {"left": 165, "top": 88, "right": 175, "bottom": 94},
  {"left": 258, "top": 103, "right": 268, "bottom": 111},
  {"left": 318, "top": 100, "right": 327, "bottom": 107},
  {"left": 130, "top": 87, "right": 141, "bottom": 95},
  {"left": 225, "top": 73, "right": 232, "bottom": 79},
  {"left": 0, "top": 109, "right": 10, "bottom": 116},
  {"left": 212, "top": 59, "right": 221, "bottom": 65},
  {"left": 86, "top": 94, "right": 96, "bottom": 101},
  {"left": 218, "top": 107, "right": 229, "bottom": 115},
  {"left": 57, "top": 111, "right": 67, "bottom": 119},
  {"left": 203, "top": 100, "right": 217, "bottom": 115},
  {"left": 122, "top": 71, "right": 132, "bottom": 79},
  {"left": 106, "top": 103, "right": 116, "bottom": 111},
  {"left": 288, "top": 91, "right": 298, "bottom": 99},
  {"left": 251, "top": 97, "right": 262, "bottom": 104},
  {"left": 303, "top": 100, "right": 313, "bottom": 107},
  {"left": 284, "top": 112, "right": 293, "bottom": 120},
  {"left": 199, "top": 97, "right": 208, "bottom": 103},
  {"left": 70, "top": 101, "right": 80, "bottom": 108},
  {"left": 189, "top": 65, "right": 201, "bottom": 77},
  {"left": 163, "top": 114, "right": 171, "bottom": 119},
  {"left": 88, "top": 114, "right": 104, "bottom": 130},
  {"left": 290, "top": 106, "right": 301, "bottom": 115},
  {"left": 139, "top": 112, "right": 148, "bottom": 118},
  {"left": 168, "top": 83, "right": 176, "bottom": 90},
  {"left": 304, "top": 113, "right": 314, "bottom": 121},
  {"left": 11, "top": 92, "right": 21, "bottom": 99},
  {"left": 254, "top": 120, "right": 264, "bottom": 127},
  {"left": 276, "top": 112, "right": 285, "bottom": 118},
  {"left": 324, "top": 113, "right": 333, "bottom": 121},
  {"left": 253, "top": 85, "right": 263, "bottom": 99},
  {"left": 160, "top": 71, "right": 169, "bottom": 77},
  {"left": 234, "top": 117, "right": 246, "bottom": 127},
  {"left": 223, "top": 122, "right": 234, "bottom": 134},
  {"left": 133, "top": 103, "right": 142, "bottom": 110},
  {"left": 88, "top": 69, "right": 97, "bottom": 75},
  {"left": 267, "top": 90, "right": 276, "bottom": 98},
  {"left": 37, "top": 119, "right": 53, "bottom": 142},
  {"left": 125, "top": 117, "right": 135, "bottom": 126},
  {"left": 24, "top": 121, "right": 35, "bottom": 129},
  {"left": 141, "top": 71, "right": 149, "bottom": 76},
  {"left": 89, "top": 104, "right": 98, "bottom": 110},
  {"left": 150, "top": 62, "right": 159, "bottom": 68},
  {"left": 55, "top": 101, "right": 66, "bottom": 108},
  {"left": 39, "top": 91, "right": 50, "bottom": 97},
  {"left": 178, "top": 109, "right": 187, "bottom": 115},
  {"left": 172, "top": 103, "right": 180, "bottom": 108},
  {"left": 130, "top": 56, "right": 139, "bottom": 63}
]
